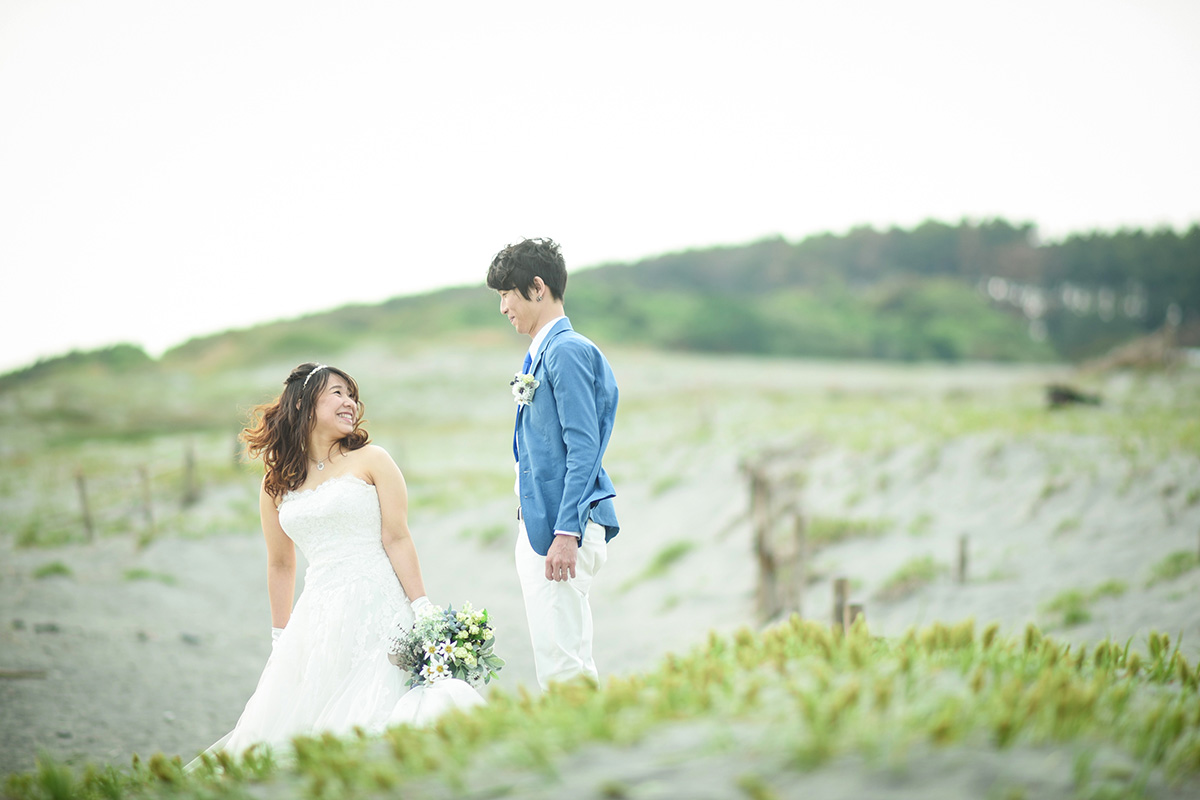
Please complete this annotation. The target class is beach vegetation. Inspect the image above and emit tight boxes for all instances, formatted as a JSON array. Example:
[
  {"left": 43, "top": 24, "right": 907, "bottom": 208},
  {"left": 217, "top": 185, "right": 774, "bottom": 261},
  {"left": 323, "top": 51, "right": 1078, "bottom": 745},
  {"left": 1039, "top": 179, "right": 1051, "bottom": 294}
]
[
  {"left": 806, "top": 516, "right": 890, "bottom": 549},
  {"left": 122, "top": 568, "right": 177, "bottom": 586},
  {"left": 1145, "top": 551, "right": 1200, "bottom": 587},
  {"left": 32, "top": 561, "right": 72, "bottom": 579},
  {"left": 468, "top": 524, "right": 509, "bottom": 547},
  {"left": 1052, "top": 516, "right": 1081, "bottom": 536},
  {"left": 623, "top": 541, "right": 696, "bottom": 589},
  {"left": 876, "top": 555, "right": 945, "bottom": 601},
  {"left": 1042, "top": 580, "right": 1130, "bottom": 628},
  {"left": 907, "top": 512, "right": 934, "bottom": 537},
  {"left": 6, "top": 618, "right": 1200, "bottom": 799},
  {"left": 650, "top": 474, "right": 683, "bottom": 497}
]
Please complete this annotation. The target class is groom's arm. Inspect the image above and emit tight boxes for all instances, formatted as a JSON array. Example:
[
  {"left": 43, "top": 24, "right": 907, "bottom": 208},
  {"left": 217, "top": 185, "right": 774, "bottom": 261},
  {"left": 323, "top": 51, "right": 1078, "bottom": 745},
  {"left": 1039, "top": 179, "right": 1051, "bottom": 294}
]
[{"left": 546, "top": 337, "right": 605, "bottom": 539}]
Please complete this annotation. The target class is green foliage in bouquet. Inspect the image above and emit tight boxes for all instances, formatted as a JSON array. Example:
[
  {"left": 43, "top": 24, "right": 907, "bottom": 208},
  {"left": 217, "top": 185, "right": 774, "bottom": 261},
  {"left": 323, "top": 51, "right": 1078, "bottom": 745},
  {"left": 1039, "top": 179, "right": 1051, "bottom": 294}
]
[{"left": 388, "top": 603, "right": 505, "bottom": 688}]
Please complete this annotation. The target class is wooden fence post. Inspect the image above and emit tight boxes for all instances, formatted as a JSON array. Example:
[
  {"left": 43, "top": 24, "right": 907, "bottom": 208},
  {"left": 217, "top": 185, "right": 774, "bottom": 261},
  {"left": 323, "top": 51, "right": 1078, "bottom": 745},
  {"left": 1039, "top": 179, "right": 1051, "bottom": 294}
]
[
  {"left": 956, "top": 535, "right": 968, "bottom": 584},
  {"left": 846, "top": 603, "right": 865, "bottom": 630},
  {"left": 182, "top": 443, "right": 199, "bottom": 508},
  {"left": 75, "top": 469, "right": 95, "bottom": 543},
  {"left": 832, "top": 577, "right": 849, "bottom": 632},
  {"left": 750, "top": 467, "right": 778, "bottom": 621}
]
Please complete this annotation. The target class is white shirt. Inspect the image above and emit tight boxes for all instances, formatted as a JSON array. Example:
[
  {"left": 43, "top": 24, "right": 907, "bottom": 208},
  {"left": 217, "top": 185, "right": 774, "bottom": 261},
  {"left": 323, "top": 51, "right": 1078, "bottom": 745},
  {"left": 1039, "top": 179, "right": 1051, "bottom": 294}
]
[{"left": 527, "top": 315, "right": 566, "bottom": 364}]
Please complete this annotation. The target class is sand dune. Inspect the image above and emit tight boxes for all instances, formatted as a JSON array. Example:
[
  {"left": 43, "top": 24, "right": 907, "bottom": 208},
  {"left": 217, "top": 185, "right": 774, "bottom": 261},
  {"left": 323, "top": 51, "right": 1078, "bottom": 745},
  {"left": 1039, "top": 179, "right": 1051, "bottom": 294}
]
[{"left": 2, "top": 350, "right": 1198, "bottom": 778}]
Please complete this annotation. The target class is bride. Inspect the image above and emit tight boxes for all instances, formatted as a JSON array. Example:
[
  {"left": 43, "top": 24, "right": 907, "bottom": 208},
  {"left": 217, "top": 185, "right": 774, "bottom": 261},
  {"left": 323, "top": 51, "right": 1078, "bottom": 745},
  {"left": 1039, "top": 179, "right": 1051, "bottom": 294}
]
[{"left": 191, "top": 362, "right": 482, "bottom": 765}]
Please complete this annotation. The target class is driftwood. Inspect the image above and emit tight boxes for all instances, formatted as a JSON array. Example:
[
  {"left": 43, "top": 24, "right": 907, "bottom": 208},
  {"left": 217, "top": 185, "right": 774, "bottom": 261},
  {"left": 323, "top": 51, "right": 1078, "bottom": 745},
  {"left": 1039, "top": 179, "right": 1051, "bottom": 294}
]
[
  {"left": 1046, "top": 384, "right": 1101, "bottom": 409},
  {"left": 742, "top": 440, "right": 822, "bottom": 622}
]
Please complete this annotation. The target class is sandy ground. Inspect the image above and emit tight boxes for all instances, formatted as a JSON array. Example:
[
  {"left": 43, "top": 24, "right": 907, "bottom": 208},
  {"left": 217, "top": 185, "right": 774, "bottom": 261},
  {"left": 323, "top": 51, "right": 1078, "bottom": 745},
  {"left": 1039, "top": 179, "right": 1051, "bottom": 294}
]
[
  {"left": 3, "top": 433, "right": 1198, "bottom": 778},
  {"left": 3, "top": 353, "right": 1199, "bottom": 793}
]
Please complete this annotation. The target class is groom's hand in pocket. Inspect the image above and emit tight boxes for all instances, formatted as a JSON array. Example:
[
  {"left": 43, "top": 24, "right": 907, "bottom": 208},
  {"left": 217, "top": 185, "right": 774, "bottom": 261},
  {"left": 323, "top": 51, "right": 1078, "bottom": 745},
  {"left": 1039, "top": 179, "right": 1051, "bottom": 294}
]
[{"left": 545, "top": 534, "right": 578, "bottom": 582}]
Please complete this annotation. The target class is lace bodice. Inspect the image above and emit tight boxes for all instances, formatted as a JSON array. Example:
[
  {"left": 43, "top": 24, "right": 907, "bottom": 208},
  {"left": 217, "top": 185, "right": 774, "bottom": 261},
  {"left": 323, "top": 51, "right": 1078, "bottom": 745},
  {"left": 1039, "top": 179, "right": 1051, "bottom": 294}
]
[{"left": 279, "top": 474, "right": 409, "bottom": 607}]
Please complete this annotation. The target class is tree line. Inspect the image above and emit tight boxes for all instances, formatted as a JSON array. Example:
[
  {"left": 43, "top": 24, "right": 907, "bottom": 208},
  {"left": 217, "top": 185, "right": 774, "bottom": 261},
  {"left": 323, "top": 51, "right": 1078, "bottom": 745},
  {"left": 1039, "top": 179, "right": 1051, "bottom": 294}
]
[
  {"left": 570, "top": 219, "right": 1199, "bottom": 361},
  {"left": 6, "top": 219, "right": 1197, "bottom": 380}
]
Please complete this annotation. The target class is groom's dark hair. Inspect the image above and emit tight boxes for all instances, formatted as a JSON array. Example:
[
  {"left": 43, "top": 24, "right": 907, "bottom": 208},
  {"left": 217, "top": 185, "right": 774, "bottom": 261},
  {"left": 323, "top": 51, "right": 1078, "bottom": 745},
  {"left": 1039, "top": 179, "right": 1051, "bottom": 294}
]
[{"left": 487, "top": 237, "right": 567, "bottom": 301}]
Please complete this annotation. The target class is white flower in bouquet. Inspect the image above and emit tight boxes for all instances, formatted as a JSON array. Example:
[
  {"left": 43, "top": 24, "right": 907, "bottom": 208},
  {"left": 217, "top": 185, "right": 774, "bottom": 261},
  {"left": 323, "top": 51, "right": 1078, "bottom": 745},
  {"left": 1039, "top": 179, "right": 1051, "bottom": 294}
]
[
  {"left": 510, "top": 373, "right": 539, "bottom": 405},
  {"left": 388, "top": 602, "right": 506, "bottom": 687},
  {"left": 422, "top": 661, "right": 452, "bottom": 683}
]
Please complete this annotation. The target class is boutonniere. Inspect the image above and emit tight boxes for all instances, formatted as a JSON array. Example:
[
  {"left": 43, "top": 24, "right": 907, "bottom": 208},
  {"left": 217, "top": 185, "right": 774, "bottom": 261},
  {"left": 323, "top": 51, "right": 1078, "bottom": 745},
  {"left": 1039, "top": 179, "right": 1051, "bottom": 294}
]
[{"left": 510, "top": 373, "right": 539, "bottom": 406}]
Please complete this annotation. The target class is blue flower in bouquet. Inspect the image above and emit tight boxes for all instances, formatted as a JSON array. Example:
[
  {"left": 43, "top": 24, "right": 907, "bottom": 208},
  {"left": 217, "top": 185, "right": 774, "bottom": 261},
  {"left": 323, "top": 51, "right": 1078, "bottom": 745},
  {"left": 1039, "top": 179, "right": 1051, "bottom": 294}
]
[{"left": 388, "top": 601, "right": 505, "bottom": 688}]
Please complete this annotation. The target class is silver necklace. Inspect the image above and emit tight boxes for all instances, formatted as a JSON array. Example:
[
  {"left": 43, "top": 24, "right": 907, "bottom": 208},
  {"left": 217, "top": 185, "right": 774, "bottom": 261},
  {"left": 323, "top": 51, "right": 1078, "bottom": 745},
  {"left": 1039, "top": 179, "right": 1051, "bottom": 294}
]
[{"left": 311, "top": 444, "right": 339, "bottom": 471}]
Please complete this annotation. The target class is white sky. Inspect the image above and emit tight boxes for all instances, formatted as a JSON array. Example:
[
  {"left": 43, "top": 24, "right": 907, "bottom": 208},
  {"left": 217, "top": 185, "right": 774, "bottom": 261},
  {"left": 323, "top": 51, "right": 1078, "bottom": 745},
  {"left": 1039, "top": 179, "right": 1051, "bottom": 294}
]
[{"left": 1, "top": 0, "right": 1198, "bottom": 372}]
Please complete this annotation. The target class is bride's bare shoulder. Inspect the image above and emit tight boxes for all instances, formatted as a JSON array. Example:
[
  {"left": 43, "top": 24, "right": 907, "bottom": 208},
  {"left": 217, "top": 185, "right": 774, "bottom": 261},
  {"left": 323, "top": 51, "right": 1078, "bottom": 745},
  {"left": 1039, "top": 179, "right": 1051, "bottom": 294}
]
[{"left": 350, "top": 444, "right": 401, "bottom": 479}]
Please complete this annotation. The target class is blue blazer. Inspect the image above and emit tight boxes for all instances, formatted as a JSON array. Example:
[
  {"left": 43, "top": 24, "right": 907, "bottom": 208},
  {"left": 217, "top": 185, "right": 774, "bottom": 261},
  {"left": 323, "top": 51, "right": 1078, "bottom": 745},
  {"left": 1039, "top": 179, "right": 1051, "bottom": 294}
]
[{"left": 516, "top": 318, "right": 619, "bottom": 556}]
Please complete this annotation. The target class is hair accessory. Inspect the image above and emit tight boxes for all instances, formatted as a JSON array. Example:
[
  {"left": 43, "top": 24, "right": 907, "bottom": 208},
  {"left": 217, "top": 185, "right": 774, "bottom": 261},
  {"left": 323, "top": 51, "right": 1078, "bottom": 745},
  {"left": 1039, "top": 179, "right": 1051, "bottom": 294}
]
[{"left": 303, "top": 365, "right": 329, "bottom": 388}]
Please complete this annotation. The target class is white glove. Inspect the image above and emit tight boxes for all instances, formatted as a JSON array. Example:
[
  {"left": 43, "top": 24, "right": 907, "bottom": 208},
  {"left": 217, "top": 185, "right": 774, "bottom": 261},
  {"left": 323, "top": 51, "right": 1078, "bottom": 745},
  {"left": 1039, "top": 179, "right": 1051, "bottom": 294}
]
[
  {"left": 410, "top": 596, "right": 438, "bottom": 618},
  {"left": 271, "top": 627, "right": 284, "bottom": 646}
]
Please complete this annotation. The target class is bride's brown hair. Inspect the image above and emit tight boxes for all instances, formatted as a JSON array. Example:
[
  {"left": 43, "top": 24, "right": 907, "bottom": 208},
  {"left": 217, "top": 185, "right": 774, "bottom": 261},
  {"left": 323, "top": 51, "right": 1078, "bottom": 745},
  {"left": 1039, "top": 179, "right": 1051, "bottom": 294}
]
[{"left": 241, "top": 362, "right": 370, "bottom": 500}]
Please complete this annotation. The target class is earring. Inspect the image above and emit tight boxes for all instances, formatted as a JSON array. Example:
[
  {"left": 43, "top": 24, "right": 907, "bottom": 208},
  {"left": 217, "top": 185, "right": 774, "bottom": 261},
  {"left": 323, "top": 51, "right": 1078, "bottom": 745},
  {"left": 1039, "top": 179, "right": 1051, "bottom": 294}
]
[{"left": 537, "top": 295, "right": 543, "bottom": 302}]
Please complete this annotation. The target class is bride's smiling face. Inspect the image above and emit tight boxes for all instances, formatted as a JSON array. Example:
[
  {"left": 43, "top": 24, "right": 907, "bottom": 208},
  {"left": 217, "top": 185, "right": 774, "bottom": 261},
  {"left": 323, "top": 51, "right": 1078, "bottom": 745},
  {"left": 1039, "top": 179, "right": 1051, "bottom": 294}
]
[{"left": 311, "top": 378, "right": 360, "bottom": 438}]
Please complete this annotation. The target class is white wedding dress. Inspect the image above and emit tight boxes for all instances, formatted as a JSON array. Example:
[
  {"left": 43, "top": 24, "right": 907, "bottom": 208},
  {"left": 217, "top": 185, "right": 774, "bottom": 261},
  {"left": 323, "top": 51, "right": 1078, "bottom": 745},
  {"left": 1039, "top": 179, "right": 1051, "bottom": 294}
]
[{"left": 190, "top": 474, "right": 483, "bottom": 766}]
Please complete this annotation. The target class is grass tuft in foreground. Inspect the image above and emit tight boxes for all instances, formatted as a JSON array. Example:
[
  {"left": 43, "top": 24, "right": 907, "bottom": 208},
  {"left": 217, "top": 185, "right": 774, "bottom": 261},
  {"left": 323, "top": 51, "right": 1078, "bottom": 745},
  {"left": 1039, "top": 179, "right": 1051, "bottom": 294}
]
[{"left": 5, "top": 617, "right": 1200, "bottom": 799}]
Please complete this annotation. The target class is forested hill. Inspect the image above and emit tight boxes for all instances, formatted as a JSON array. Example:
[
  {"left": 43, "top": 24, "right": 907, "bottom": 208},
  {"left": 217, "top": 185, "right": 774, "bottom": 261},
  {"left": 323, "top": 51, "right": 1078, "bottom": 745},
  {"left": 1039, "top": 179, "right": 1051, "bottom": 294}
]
[
  {"left": 6, "top": 219, "right": 1199, "bottom": 383},
  {"left": 568, "top": 219, "right": 1199, "bottom": 362}
]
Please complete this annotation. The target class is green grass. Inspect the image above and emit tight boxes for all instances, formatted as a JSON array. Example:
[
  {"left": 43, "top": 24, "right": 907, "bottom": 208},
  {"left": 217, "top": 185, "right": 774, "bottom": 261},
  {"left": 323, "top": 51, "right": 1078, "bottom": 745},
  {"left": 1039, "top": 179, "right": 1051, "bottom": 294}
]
[
  {"left": 32, "top": 561, "right": 72, "bottom": 579},
  {"left": 1186, "top": 487, "right": 1200, "bottom": 508},
  {"left": 806, "top": 516, "right": 890, "bottom": 549},
  {"left": 123, "top": 568, "right": 177, "bottom": 586},
  {"left": 876, "top": 555, "right": 945, "bottom": 601},
  {"left": 466, "top": 523, "right": 510, "bottom": 547},
  {"left": 1145, "top": 551, "right": 1200, "bottom": 587},
  {"left": 907, "top": 512, "right": 934, "bottom": 537},
  {"left": 6, "top": 618, "right": 1199, "bottom": 800},
  {"left": 1053, "top": 516, "right": 1082, "bottom": 536},
  {"left": 1042, "top": 590, "right": 1092, "bottom": 627},
  {"left": 623, "top": 541, "right": 696, "bottom": 589},
  {"left": 1042, "top": 580, "right": 1130, "bottom": 628},
  {"left": 1091, "top": 579, "right": 1128, "bottom": 599},
  {"left": 650, "top": 474, "right": 684, "bottom": 497}
]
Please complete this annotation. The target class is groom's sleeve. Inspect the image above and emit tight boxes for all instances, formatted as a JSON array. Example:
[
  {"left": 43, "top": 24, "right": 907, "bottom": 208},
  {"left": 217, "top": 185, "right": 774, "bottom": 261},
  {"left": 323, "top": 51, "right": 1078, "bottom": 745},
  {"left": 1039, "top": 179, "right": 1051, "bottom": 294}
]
[{"left": 546, "top": 338, "right": 604, "bottom": 536}]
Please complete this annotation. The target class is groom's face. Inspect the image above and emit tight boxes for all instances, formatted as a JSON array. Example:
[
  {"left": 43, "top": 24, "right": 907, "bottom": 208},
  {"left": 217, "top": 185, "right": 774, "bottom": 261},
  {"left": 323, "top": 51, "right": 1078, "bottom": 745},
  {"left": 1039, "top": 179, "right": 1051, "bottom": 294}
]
[{"left": 498, "top": 287, "right": 539, "bottom": 337}]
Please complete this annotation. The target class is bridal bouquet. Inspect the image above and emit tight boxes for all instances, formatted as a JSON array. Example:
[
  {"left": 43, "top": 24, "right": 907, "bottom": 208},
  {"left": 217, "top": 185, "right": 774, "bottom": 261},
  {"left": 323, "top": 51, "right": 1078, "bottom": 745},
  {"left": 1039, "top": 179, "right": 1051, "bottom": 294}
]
[{"left": 388, "top": 602, "right": 505, "bottom": 688}]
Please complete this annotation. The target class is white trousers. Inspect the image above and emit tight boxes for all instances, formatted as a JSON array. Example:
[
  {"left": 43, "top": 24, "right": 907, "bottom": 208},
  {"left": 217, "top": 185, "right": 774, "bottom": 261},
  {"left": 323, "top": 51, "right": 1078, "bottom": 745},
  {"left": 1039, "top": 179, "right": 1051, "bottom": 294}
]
[{"left": 515, "top": 518, "right": 607, "bottom": 690}]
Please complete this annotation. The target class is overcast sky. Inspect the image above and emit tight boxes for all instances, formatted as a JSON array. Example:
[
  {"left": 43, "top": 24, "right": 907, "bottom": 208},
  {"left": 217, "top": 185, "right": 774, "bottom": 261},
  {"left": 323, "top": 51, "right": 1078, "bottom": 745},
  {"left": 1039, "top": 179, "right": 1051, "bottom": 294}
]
[{"left": 2, "top": 0, "right": 1198, "bottom": 372}]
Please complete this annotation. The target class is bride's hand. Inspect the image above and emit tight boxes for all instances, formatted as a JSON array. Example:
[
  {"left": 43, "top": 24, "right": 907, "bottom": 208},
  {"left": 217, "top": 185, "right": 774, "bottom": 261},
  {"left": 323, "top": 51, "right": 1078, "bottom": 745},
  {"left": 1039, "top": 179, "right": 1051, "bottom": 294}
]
[{"left": 410, "top": 596, "right": 440, "bottom": 619}]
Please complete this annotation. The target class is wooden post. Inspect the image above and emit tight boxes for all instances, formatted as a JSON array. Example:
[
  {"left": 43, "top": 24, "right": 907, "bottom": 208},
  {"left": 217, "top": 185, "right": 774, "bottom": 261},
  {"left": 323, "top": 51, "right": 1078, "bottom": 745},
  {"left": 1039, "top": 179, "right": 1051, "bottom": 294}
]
[
  {"left": 832, "top": 577, "right": 849, "bottom": 632},
  {"left": 138, "top": 466, "right": 156, "bottom": 542},
  {"left": 75, "top": 469, "right": 94, "bottom": 543},
  {"left": 751, "top": 467, "right": 778, "bottom": 621},
  {"left": 956, "top": 535, "right": 968, "bottom": 584},
  {"left": 846, "top": 603, "right": 865, "bottom": 630},
  {"left": 182, "top": 443, "right": 199, "bottom": 508}
]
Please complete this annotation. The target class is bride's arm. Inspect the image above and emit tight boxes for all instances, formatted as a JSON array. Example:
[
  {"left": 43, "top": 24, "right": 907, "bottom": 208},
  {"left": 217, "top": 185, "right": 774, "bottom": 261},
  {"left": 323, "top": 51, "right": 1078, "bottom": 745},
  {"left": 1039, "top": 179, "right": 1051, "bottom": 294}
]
[
  {"left": 261, "top": 481, "right": 296, "bottom": 630},
  {"left": 367, "top": 446, "right": 429, "bottom": 603}
]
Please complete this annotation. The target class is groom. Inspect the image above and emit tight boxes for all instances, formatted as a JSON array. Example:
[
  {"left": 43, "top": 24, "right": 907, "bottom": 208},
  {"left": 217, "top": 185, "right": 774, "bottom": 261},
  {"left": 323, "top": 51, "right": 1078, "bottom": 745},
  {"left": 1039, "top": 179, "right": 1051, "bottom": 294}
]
[{"left": 487, "top": 237, "right": 620, "bottom": 690}]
